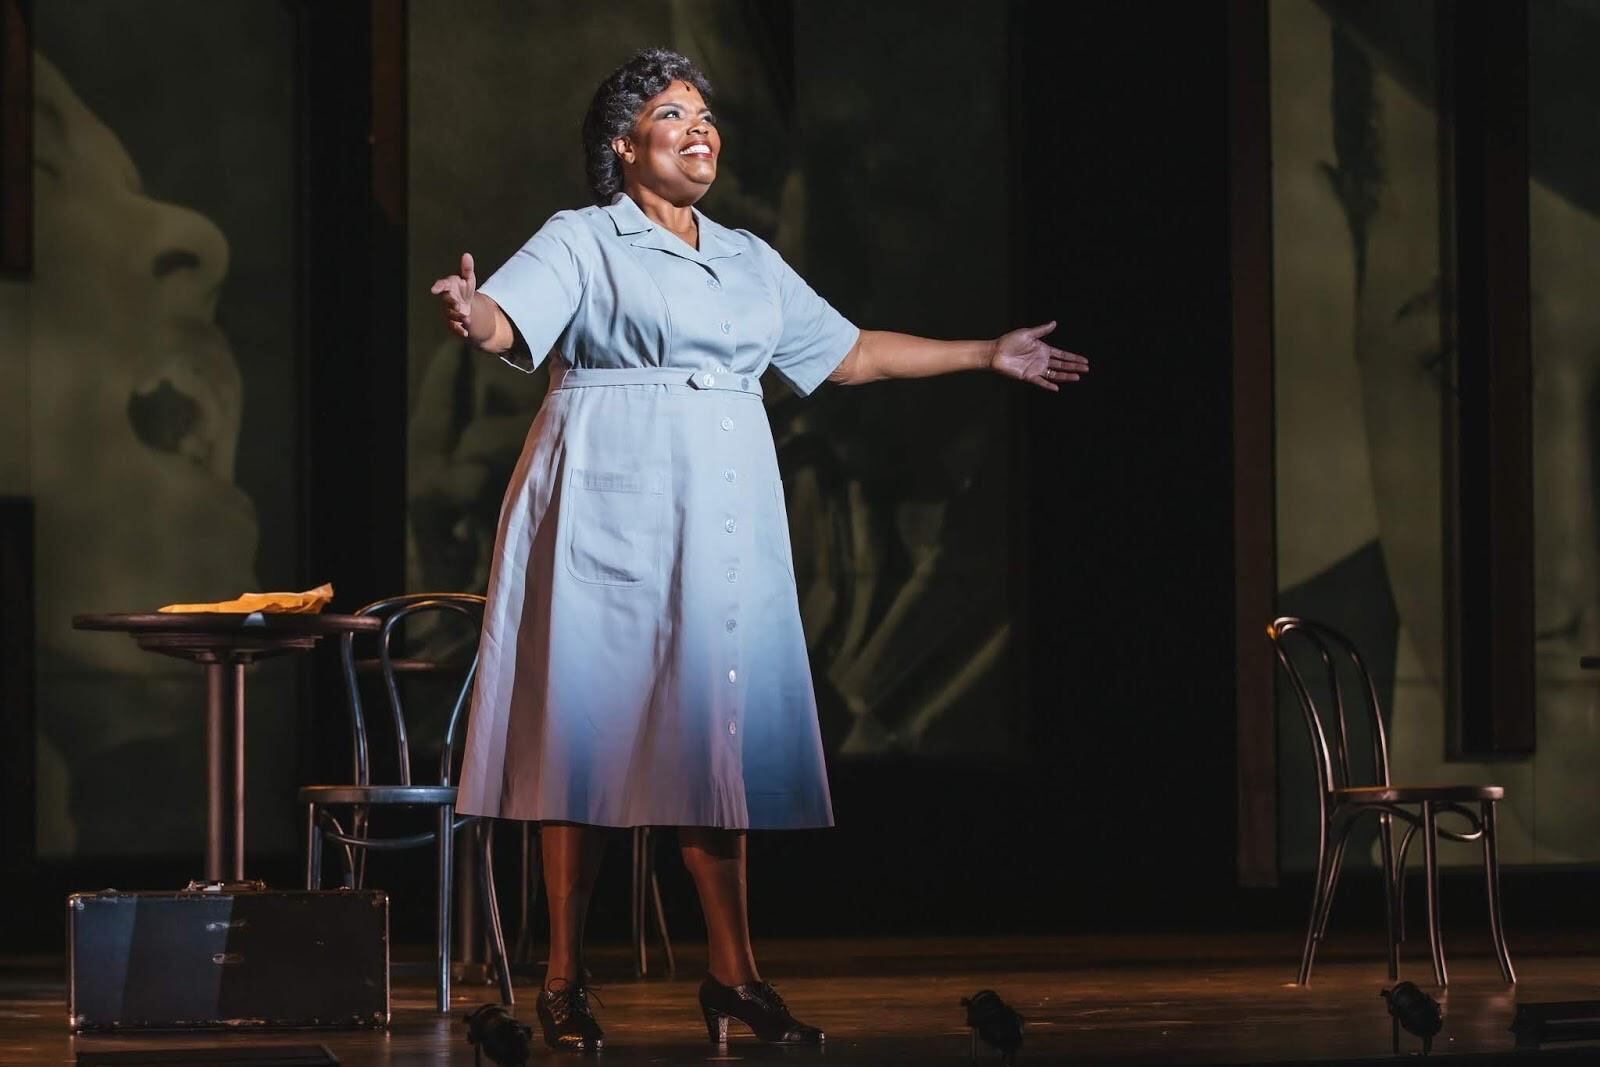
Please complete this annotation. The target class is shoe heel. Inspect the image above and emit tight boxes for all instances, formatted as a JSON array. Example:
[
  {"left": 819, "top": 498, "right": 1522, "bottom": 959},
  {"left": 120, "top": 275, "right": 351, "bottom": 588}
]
[{"left": 704, "top": 1008, "right": 729, "bottom": 1044}]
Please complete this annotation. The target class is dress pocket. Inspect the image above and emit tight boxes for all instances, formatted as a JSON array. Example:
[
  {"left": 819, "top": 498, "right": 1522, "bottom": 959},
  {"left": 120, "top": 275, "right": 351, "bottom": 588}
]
[{"left": 564, "top": 468, "right": 665, "bottom": 586}]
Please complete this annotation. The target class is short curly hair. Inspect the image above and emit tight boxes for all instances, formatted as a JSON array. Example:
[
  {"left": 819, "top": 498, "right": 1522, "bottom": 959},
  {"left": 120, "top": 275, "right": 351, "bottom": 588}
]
[{"left": 581, "top": 48, "right": 714, "bottom": 206}]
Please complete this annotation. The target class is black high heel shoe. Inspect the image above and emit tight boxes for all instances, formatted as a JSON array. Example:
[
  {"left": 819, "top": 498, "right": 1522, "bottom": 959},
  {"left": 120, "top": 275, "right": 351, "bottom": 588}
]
[
  {"left": 535, "top": 981, "right": 605, "bottom": 1053},
  {"left": 699, "top": 975, "right": 824, "bottom": 1045}
]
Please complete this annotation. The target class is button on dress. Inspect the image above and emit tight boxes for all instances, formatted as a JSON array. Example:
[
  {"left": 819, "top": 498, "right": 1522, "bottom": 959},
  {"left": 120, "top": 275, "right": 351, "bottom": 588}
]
[{"left": 453, "top": 192, "right": 858, "bottom": 829}]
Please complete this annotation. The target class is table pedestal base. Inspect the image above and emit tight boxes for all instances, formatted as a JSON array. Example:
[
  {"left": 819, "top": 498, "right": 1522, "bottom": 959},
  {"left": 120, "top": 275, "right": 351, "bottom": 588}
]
[
  {"left": 204, "top": 660, "right": 247, "bottom": 884},
  {"left": 72, "top": 611, "right": 381, "bottom": 883}
]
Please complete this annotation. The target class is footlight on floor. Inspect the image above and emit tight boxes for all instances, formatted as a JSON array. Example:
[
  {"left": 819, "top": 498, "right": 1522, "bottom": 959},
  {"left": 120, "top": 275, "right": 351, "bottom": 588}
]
[
  {"left": 1510, "top": 1000, "right": 1600, "bottom": 1049},
  {"left": 464, "top": 1003, "right": 532, "bottom": 1067},
  {"left": 961, "top": 989, "right": 1024, "bottom": 1064},
  {"left": 1381, "top": 981, "right": 1442, "bottom": 1056}
]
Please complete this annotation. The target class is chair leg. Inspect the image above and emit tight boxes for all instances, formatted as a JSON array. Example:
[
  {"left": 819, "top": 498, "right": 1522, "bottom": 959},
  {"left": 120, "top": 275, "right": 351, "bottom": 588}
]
[
  {"left": 1312, "top": 838, "right": 1350, "bottom": 947},
  {"left": 477, "top": 819, "right": 515, "bottom": 1005},
  {"left": 1379, "top": 812, "right": 1399, "bottom": 981},
  {"left": 633, "top": 827, "right": 649, "bottom": 977},
  {"left": 1481, "top": 800, "right": 1516, "bottom": 984},
  {"left": 313, "top": 809, "right": 356, "bottom": 889},
  {"left": 352, "top": 805, "right": 370, "bottom": 889},
  {"left": 1298, "top": 817, "right": 1332, "bottom": 985},
  {"left": 437, "top": 805, "right": 455, "bottom": 1013},
  {"left": 1395, "top": 820, "right": 1419, "bottom": 944},
  {"left": 304, "top": 804, "right": 321, "bottom": 890},
  {"left": 650, "top": 864, "right": 675, "bottom": 977},
  {"left": 338, "top": 829, "right": 357, "bottom": 891},
  {"left": 1421, "top": 801, "right": 1447, "bottom": 987},
  {"left": 514, "top": 822, "right": 541, "bottom": 965},
  {"left": 515, "top": 822, "right": 533, "bottom": 963},
  {"left": 1314, "top": 828, "right": 1351, "bottom": 945},
  {"left": 454, "top": 831, "right": 481, "bottom": 975}
]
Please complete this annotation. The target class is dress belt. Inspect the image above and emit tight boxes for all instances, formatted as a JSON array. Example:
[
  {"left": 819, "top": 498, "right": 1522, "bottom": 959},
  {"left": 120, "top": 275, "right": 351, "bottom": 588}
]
[{"left": 549, "top": 362, "right": 764, "bottom": 398}]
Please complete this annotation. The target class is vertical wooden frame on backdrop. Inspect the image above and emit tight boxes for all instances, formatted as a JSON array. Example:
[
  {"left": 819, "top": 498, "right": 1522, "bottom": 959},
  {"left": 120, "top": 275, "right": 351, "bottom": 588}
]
[
  {"left": 0, "top": 0, "right": 31, "bottom": 276},
  {"left": 0, "top": 20, "right": 33, "bottom": 871},
  {"left": 1438, "top": 0, "right": 1535, "bottom": 757},
  {"left": 295, "top": 0, "right": 409, "bottom": 791},
  {"left": 1228, "top": 0, "right": 1279, "bottom": 888},
  {"left": 0, "top": 499, "right": 36, "bottom": 881}
]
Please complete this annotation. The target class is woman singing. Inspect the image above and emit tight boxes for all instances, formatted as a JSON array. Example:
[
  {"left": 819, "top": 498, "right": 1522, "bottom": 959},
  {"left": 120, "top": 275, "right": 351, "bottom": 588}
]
[{"left": 430, "top": 47, "right": 1086, "bottom": 1052}]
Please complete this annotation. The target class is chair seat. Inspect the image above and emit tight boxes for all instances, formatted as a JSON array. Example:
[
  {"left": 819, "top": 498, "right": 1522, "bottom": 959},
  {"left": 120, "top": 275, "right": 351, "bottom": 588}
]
[
  {"left": 299, "top": 784, "right": 458, "bottom": 806},
  {"left": 1334, "top": 783, "right": 1503, "bottom": 804}
]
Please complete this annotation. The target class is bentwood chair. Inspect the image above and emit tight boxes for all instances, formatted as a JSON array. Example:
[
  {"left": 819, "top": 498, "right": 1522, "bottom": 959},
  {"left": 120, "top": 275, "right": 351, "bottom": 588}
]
[
  {"left": 300, "top": 593, "right": 513, "bottom": 1011},
  {"left": 1268, "top": 617, "right": 1515, "bottom": 988}
]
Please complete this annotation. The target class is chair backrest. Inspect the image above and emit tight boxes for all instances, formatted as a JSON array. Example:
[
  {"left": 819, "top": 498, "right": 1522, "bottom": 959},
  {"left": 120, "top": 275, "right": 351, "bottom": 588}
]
[
  {"left": 340, "top": 592, "right": 486, "bottom": 787},
  {"left": 1267, "top": 616, "right": 1392, "bottom": 798}
]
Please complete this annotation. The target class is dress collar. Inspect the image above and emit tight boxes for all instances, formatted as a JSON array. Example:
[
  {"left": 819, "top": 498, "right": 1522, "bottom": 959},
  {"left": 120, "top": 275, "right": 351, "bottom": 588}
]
[{"left": 602, "top": 192, "right": 742, "bottom": 262}]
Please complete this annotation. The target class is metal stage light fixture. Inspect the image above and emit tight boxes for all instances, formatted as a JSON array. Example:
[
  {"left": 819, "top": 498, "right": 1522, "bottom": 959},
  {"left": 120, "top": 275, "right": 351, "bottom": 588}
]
[
  {"left": 1511, "top": 1000, "right": 1600, "bottom": 1049},
  {"left": 1381, "top": 981, "right": 1443, "bottom": 1055},
  {"left": 961, "top": 989, "right": 1024, "bottom": 1064},
  {"left": 463, "top": 1003, "right": 532, "bottom": 1067}
]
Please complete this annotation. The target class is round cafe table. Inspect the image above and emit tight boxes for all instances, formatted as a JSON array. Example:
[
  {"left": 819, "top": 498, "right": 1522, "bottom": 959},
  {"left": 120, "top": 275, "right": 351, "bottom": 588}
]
[{"left": 71, "top": 611, "right": 382, "bottom": 883}]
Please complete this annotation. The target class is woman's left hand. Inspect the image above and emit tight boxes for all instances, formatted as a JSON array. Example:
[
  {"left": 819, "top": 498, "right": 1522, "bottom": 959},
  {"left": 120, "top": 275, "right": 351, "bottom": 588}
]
[{"left": 989, "top": 321, "right": 1089, "bottom": 392}]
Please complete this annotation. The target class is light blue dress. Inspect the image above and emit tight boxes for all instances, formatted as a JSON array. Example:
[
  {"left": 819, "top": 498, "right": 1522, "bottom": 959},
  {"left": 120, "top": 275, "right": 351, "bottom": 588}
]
[{"left": 453, "top": 192, "right": 858, "bottom": 829}]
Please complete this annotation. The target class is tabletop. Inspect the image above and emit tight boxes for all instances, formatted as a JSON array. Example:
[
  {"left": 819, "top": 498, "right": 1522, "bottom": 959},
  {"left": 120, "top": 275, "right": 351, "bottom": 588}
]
[
  {"left": 73, "top": 611, "right": 382, "bottom": 634},
  {"left": 73, "top": 611, "right": 382, "bottom": 663}
]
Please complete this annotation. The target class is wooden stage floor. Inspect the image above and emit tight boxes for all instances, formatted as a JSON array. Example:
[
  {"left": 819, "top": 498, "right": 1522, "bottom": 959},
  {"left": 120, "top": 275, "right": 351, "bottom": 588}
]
[{"left": 5, "top": 931, "right": 1600, "bottom": 1064}]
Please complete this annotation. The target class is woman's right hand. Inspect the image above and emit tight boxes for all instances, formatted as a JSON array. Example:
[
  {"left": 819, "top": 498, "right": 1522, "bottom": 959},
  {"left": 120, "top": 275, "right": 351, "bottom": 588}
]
[{"left": 429, "top": 253, "right": 477, "bottom": 339}]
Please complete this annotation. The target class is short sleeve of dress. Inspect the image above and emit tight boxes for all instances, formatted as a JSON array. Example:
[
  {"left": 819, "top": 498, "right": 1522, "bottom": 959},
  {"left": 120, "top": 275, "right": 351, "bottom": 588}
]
[
  {"left": 762, "top": 242, "right": 859, "bottom": 398},
  {"left": 479, "top": 211, "right": 587, "bottom": 373}
]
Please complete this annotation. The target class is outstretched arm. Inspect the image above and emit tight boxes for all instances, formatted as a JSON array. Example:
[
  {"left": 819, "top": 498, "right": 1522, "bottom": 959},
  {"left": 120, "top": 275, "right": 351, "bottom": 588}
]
[
  {"left": 828, "top": 321, "right": 1088, "bottom": 392},
  {"left": 429, "top": 253, "right": 517, "bottom": 354}
]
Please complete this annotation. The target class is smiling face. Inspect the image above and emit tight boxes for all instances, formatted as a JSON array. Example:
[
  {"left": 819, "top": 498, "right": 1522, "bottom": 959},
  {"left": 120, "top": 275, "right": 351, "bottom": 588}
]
[
  {"left": 29, "top": 56, "right": 258, "bottom": 675},
  {"left": 612, "top": 80, "right": 720, "bottom": 205}
]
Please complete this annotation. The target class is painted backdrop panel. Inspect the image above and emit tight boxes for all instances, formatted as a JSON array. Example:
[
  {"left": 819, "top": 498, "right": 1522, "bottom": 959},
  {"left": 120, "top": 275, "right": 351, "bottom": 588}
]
[{"left": 8, "top": 1, "right": 301, "bottom": 856}]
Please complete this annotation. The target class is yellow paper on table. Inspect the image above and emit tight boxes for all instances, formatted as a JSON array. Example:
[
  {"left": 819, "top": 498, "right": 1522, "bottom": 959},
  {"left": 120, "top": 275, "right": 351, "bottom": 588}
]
[{"left": 158, "top": 583, "right": 334, "bottom": 615}]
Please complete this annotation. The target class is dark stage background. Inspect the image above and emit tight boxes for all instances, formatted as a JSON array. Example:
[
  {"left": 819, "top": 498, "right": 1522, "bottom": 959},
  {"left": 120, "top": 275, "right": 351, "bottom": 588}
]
[
  {"left": 7, "top": 1, "right": 1594, "bottom": 953},
  {"left": 0, "top": 0, "right": 1268, "bottom": 947}
]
